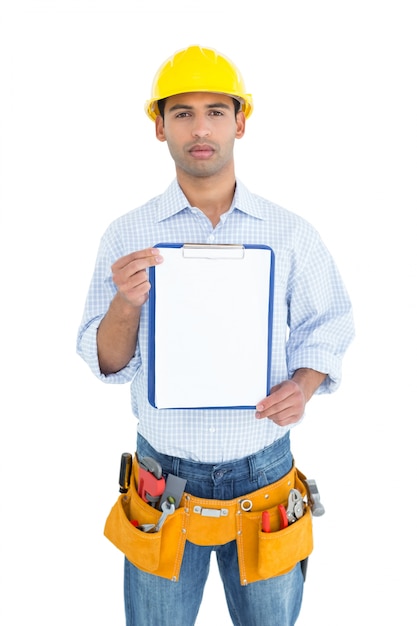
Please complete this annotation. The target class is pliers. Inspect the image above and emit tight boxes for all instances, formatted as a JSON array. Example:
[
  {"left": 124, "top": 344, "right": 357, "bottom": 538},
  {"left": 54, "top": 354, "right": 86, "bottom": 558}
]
[{"left": 286, "top": 488, "right": 304, "bottom": 524}]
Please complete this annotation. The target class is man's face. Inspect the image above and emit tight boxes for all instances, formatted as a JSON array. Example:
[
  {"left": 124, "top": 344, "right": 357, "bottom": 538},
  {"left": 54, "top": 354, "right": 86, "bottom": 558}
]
[{"left": 155, "top": 92, "right": 245, "bottom": 179}]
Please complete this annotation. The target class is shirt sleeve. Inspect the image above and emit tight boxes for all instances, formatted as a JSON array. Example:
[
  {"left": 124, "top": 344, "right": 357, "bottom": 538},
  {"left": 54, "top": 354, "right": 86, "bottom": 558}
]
[
  {"left": 286, "top": 227, "right": 354, "bottom": 394},
  {"left": 76, "top": 228, "right": 142, "bottom": 384}
]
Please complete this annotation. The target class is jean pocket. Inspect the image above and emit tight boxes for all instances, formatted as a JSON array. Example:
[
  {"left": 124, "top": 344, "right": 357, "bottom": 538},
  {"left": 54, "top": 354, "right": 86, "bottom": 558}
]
[{"left": 256, "top": 455, "right": 293, "bottom": 489}]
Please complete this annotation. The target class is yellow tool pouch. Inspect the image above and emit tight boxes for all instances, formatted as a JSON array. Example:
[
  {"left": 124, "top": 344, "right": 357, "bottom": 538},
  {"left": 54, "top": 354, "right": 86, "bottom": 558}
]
[{"left": 104, "top": 456, "right": 313, "bottom": 585}]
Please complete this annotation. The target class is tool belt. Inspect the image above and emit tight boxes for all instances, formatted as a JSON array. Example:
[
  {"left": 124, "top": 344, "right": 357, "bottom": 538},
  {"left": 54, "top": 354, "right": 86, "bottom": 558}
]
[{"left": 104, "top": 455, "right": 313, "bottom": 585}]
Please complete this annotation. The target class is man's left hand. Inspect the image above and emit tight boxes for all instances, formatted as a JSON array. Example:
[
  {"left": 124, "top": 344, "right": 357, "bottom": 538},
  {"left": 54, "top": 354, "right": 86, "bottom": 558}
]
[
  {"left": 255, "top": 368, "right": 327, "bottom": 426},
  {"left": 255, "top": 380, "right": 306, "bottom": 427}
]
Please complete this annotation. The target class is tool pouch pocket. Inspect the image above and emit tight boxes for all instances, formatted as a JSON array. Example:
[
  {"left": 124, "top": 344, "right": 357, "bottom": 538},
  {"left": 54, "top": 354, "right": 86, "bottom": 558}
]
[
  {"left": 237, "top": 506, "right": 313, "bottom": 584},
  {"left": 257, "top": 510, "right": 313, "bottom": 578},
  {"left": 104, "top": 459, "right": 186, "bottom": 581},
  {"left": 236, "top": 469, "right": 313, "bottom": 584}
]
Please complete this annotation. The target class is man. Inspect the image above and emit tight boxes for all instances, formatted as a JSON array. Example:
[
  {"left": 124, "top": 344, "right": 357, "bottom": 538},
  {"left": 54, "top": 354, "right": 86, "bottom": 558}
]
[{"left": 77, "top": 45, "right": 354, "bottom": 626}]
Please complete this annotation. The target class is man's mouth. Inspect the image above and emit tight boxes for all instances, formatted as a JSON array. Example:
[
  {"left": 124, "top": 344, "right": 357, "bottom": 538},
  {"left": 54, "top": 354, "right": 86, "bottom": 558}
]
[{"left": 189, "top": 144, "right": 215, "bottom": 159}]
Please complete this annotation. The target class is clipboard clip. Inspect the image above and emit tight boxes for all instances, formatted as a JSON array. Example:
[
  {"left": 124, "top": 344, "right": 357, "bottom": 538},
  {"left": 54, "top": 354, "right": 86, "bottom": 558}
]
[{"left": 182, "top": 244, "right": 245, "bottom": 260}]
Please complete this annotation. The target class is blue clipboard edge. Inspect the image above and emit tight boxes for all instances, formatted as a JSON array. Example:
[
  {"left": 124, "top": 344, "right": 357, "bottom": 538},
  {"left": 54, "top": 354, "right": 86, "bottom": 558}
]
[{"left": 147, "top": 243, "right": 275, "bottom": 410}]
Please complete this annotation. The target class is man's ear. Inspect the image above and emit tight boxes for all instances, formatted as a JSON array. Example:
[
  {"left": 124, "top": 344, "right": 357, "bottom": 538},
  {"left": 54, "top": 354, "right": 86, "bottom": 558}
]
[
  {"left": 235, "top": 111, "right": 246, "bottom": 139},
  {"left": 155, "top": 116, "right": 166, "bottom": 142}
]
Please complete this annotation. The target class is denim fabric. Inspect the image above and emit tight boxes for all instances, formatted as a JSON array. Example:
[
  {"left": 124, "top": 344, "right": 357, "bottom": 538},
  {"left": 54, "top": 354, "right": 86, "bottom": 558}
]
[{"left": 124, "top": 432, "right": 304, "bottom": 626}]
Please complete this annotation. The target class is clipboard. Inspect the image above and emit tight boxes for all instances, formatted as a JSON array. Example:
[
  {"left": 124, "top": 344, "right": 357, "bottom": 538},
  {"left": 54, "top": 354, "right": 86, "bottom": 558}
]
[{"left": 148, "top": 243, "right": 275, "bottom": 409}]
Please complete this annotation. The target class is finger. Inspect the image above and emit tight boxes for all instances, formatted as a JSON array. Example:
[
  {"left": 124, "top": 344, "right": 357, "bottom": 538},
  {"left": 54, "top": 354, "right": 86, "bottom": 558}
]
[
  {"left": 256, "top": 403, "right": 301, "bottom": 425},
  {"left": 255, "top": 387, "right": 290, "bottom": 415},
  {"left": 112, "top": 252, "right": 163, "bottom": 292},
  {"left": 116, "top": 271, "right": 152, "bottom": 308},
  {"left": 256, "top": 379, "right": 301, "bottom": 411},
  {"left": 255, "top": 389, "right": 301, "bottom": 421},
  {"left": 112, "top": 248, "right": 163, "bottom": 272},
  {"left": 123, "top": 270, "right": 151, "bottom": 292}
]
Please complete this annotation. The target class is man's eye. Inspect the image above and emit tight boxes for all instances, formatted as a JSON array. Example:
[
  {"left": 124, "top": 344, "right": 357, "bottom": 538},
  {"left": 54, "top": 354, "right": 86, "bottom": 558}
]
[
  {"left": 209, "top": 110, "right": 223, "bottom": 116},
  {"left": 175, "top": 111, "right": 191, "bottom": 118}
]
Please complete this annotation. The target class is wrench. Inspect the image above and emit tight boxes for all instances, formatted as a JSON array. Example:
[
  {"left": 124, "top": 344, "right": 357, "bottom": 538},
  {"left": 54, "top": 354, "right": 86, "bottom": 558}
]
[
  {"left": 139, "top": 499, "right": 175, "bottom": 533},
  {"left": 154, "top": 499, "right": 175, "bottom": 531}
]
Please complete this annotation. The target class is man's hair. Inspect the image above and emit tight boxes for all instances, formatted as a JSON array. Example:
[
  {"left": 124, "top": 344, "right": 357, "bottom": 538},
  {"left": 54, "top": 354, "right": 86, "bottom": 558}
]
[{"left": 157, "top": 97, "right": 241, "bottom": 121}]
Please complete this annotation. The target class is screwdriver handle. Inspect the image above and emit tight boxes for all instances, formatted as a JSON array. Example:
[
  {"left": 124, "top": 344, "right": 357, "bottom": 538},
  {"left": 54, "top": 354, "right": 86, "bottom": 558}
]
[{"left": 119, "top": 453, "right": 133, "bottom": 493}]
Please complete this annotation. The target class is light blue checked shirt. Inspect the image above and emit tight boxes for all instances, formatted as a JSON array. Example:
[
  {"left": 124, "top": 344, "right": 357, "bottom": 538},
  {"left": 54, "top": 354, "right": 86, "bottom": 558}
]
[{"left": 77, "top": 179, "right": 354, "bottom": 462}]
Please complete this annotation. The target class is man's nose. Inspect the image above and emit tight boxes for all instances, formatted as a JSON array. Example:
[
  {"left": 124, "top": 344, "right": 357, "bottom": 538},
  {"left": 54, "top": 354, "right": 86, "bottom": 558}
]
[{"left": 191, "top": 115, "right": 211, "bottom": 138}]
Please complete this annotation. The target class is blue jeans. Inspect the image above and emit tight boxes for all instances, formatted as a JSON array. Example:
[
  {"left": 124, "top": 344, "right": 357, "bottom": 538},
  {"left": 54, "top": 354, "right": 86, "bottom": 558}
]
[{"left": 124, "top": 432, "right": 304, "bottom": 626}]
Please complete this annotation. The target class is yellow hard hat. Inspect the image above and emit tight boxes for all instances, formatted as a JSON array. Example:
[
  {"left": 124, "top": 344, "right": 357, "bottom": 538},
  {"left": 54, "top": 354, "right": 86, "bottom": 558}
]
[{"left": 144, "top": 45, "right": 253, "bottom": 121}]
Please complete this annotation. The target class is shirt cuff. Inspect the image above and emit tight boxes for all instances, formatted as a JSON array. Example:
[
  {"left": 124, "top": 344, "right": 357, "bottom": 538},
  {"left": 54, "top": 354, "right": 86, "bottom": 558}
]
[
  {"left": 288, "top": 350, "right": 342, "bottom": 394},
  {"left": 76, "top": 318, "right": 141, "bottom": 384}
]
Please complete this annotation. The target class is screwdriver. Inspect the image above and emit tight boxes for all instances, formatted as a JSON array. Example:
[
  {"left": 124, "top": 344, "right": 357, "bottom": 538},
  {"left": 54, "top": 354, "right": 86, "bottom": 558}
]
[{"left": 119, "top": 452, "right": 133, "bottom": 493}]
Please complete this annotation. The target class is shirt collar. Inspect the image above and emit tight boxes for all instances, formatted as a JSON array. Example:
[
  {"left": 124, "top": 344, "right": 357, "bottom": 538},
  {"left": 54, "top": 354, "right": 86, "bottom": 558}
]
[{"left": 156, "top": 179, "right": 265, "bottom": 222}]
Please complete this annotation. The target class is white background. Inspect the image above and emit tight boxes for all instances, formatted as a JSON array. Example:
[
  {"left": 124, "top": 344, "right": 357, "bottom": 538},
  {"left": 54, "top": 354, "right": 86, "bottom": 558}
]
[{"left": 1, "top": 1, "right": 416, "bottom": 624}]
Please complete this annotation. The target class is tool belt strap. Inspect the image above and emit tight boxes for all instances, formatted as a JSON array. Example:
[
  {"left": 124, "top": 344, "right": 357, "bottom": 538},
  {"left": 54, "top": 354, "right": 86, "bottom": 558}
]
[{"left": 181, "top": 463, "right": 302, "bottom": 545}]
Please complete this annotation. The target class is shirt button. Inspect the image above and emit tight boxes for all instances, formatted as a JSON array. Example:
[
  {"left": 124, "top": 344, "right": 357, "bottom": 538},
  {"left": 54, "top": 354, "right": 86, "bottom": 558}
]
[
  {"left": 207, "top": 234, "right": 215, "bottom": 243},
  {"left": 209, "top": 427, "right": 216, "bottom": 433}
]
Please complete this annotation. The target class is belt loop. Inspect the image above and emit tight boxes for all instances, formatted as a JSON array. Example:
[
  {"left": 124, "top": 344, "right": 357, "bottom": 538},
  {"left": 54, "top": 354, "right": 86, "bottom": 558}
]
[
  {"left": 248, "top": 453, "right": 257, "bottom": 482},
  {"left": 172, "top": 456, "right": 181, "bottom": 475}
]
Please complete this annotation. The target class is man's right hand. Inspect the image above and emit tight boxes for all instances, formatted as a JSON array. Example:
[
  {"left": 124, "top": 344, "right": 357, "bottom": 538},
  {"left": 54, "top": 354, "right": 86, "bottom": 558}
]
[
  {"left": 112, "top": 248, "right": 164, "bottom": 308},
  {"left": 97, "top": 248, "right": 164, "bottom": 375}
]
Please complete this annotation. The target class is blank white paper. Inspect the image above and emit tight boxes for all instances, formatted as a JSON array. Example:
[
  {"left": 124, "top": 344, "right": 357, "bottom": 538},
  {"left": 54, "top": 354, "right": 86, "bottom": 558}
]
[{"left": 150, "top": 244, "right": 273, "bottom": 409}]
